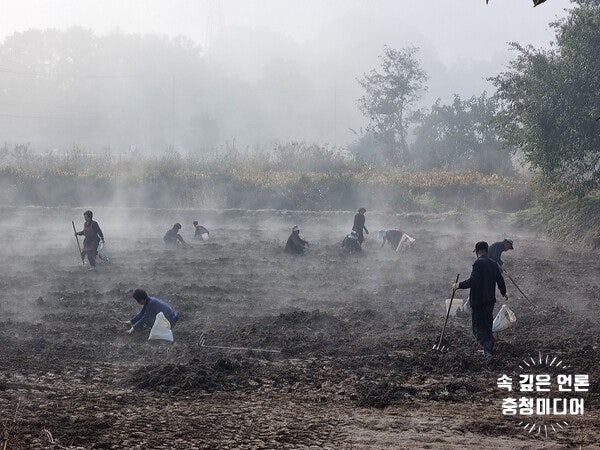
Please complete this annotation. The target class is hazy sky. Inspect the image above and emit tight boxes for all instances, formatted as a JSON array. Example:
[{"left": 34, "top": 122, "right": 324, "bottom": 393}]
[
  {"left": 0, "top": 0, "right": 574, "bottom": 147},
  {"left": 0, "top": 0, "right": 571, "bottom": 64}
]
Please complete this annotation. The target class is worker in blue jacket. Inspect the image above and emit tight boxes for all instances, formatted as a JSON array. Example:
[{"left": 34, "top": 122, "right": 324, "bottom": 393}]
[
  {"left": 452, "top": 241, "right": 507, "bottom": 357},
  {"left": 124, "top": 289, "right": 178, "bottom": 334}
]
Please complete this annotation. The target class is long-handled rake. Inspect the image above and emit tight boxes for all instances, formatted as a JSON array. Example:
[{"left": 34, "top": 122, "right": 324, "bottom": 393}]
[
  {"left": 504, "top": 270, "right": 538, "bottom": 312},
  {"left": 433, "top": 273, "right": 460, "bottom": 352},
  {"left": 199, "top": 333, "right": 281, "bottom": 353},
  {"left": 72, "top": 220, "right": 85, "bottom": 265}
]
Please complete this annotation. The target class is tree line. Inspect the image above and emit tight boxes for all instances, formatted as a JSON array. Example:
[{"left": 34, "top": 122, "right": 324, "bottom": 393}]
[{"left": 355, "top": 0, "right": 599, "bottom": 194}]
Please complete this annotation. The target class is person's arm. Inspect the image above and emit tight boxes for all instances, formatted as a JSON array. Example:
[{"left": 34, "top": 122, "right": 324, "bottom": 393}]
[
  {"left": 93, "top": 222, "right": 104, "bottom": 241},
  {"left": 177, "top": 234, "right": 185, "bottom": 243},
  {"left": 497, "top": 267, "right": 507, "bottom": 297},
  {"left": 130, "top": 305, "right": 146, "bottom": 329},
  {"left": 380, "top": 236, "right": 386, "bottom": 248},
  {"left": 364, "top": 225, "right": 369, "bottom": 234},
  {"left": 457, "top": 261, "right": 481, "bottom": 290}
]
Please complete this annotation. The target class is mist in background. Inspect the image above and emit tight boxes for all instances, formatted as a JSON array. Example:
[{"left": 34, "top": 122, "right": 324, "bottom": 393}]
[{"left": 0, "top": 0, "right": 571, "bottom": 152}]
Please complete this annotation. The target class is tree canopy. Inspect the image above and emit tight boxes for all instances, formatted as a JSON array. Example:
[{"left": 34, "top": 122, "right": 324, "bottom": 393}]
[
  {"left": 356, "top": 45, "right": 428, "bottom": 165},
  {"left": 492, "top": 0, "right": 600, "bottom": 193}
]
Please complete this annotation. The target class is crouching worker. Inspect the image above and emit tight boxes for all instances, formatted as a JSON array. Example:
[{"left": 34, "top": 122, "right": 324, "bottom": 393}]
[
  {"left": 193, "top": 221, "right": 210, "bottom": 240},
  {"left": 164, "top": 223, "right": 187, "bottom": 247},
  {"left": 342, "top": 230, "right": 362, "bottom": 254},
  {"left": 378, "top": 229, "right": 403, "bottom": 249},
  {"left": 124, "top": 289, "right": 178, "bottom": 335},
  {"left": 284, "top": 225, "right": 309, "bottom": 255},
  {"left": 378, "top": 229, "right": 416, "bottom": 251}
]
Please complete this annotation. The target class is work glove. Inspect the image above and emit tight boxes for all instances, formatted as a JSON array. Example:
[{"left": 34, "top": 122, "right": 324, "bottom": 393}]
[
  {"left": 126, "top": 327, "right": 135, "bottom": 335},
  {"left": 451, "top": 282, "right": 460, "bottom": 290}
]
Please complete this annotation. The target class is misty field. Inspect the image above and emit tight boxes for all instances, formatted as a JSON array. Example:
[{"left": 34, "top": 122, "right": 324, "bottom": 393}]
[{"left": 0, "top": 207, "right": 598, "bottom": 449}]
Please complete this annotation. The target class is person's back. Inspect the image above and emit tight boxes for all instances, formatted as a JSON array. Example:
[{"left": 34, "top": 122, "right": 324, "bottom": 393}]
[
  {"left": 468, "top": 256, "right": 505, "bottom": 307},
  {"left": 146, "top": 296, "right": 178, "bottom": 325},
  {"left": 193, "top": 221, "right": 209, "bottom": 239},
  {"left": 164, "top": 223, "right": 184, "bottom": 245},
  {"left": 285, "top": 233, "right": 305, "bottom": 254},
  {"left": 164, "top": 228, "right": 177, "bottom": 243},
  {"left": 194, "top": 225, "right": 209, "bottom": 237},
  {"left": 284, "top": 226, "right": 308, "bottom": 255},
  {"left": 342, "top": 232, "right": 362, "bottom": 253},
  {"left": 488, "top": 241, "right": 504, "bottom": 264}
]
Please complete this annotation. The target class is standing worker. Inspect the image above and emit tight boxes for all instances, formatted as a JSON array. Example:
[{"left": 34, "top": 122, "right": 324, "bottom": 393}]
[
  {"left": 284, "top": 225, "right": 309, "bottom": 255},
  {"left": 124, "top": 289, "right": 178, "bottom": 334},
  {"left": 352, "top": 207, "right": 369, "bottom": 244},
  {"left": 456, "top": 237, "right": 514, "bottom": 317},
  {"left": 452, "top": 241, "right": 507, "bottom": 357},
  {"left": 74, "top": 210, "right": 104, "bottom": 270}
]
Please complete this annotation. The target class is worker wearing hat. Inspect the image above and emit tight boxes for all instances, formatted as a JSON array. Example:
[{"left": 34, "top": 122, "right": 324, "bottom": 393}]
[
  {"left": 284, "top": 225, "right": 309, "bottom": 255},
  {"left": 488, "top": 238, "right": 514, "bottom": 271},
  {"left": 452, "top": 241, "right": 507, "bottom": 357},
  {"left": 456, "top": 237, "right": 514, "bottom": 318}
]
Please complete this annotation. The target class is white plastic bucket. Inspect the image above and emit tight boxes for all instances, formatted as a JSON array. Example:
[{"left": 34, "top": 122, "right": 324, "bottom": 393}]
[
  {"left": 492, "top": 304, "right": 517, "bottom": 332},
  {"left": 148, "top": 312, "right": 174, "bottom": 342},
  {"left": 445, "top": 298, "right": 464, "bottom": 315},
  {"left": 200, "top": 232, "right": 209, "bottom": 241}
]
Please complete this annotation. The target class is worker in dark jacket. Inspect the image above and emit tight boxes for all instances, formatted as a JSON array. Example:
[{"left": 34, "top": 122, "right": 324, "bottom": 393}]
[
  {"left": 352, "top": 207, "right": 369, "bottom": 244},
  {"left": 342, "top": 230, "right": 362, "bottom": 253},
  {"left": 124, "top": 289, "right": 178, "bottom": 334},
  {"left": 75, "top": 210, "right": 104, "bottom": 270},
  {"left": 284, "top": 225, "right": 309, "bottom": 254},
  {"left": 164, "top": 223, "right": 186, "bottom": 247},
  {"left": 456, "top": 237, "right": 514, "bottom": 317},
  {"left": 488, "top": 238, "right": 514, "bottom": 271},
  {"left": 452, "top": 241, "right": 507, "bottom": 357}
]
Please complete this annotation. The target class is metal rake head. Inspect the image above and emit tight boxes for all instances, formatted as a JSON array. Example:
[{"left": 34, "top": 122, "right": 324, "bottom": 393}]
[{"left": 432, "top": 343, "right": 449, "bottom": 353}]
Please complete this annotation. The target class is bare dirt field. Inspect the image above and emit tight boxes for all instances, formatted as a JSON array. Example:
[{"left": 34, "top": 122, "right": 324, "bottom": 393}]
[{"left": 0, "top": 207, "right": 598, "bottom": 449}]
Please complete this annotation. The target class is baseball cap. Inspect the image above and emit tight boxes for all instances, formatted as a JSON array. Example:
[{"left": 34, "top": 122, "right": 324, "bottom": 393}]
[
  {"left": 473, "top": 241, "right": 489, "bottom": 252},
  {"left": 292, "top": 225, "right": 300, "bottom": 232},
  {"left": 504, "top": 238, "right": 514, "bottom": 249}
]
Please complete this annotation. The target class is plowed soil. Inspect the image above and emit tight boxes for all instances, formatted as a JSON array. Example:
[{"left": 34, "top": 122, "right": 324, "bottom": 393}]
[{"left": 0, "top": 207, "right": 598, "bottom": 449}]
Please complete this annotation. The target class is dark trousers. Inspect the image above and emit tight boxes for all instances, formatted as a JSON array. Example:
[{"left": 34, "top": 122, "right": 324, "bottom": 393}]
[
  {"left": 82, "top": 250, "right": 97, "bottom": 267},
  {"left": 472, "top": 302, "right": 495, "bottom": 354},
  {"left": 354, "top": 229, "right": 364, "bottom": 244}
]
